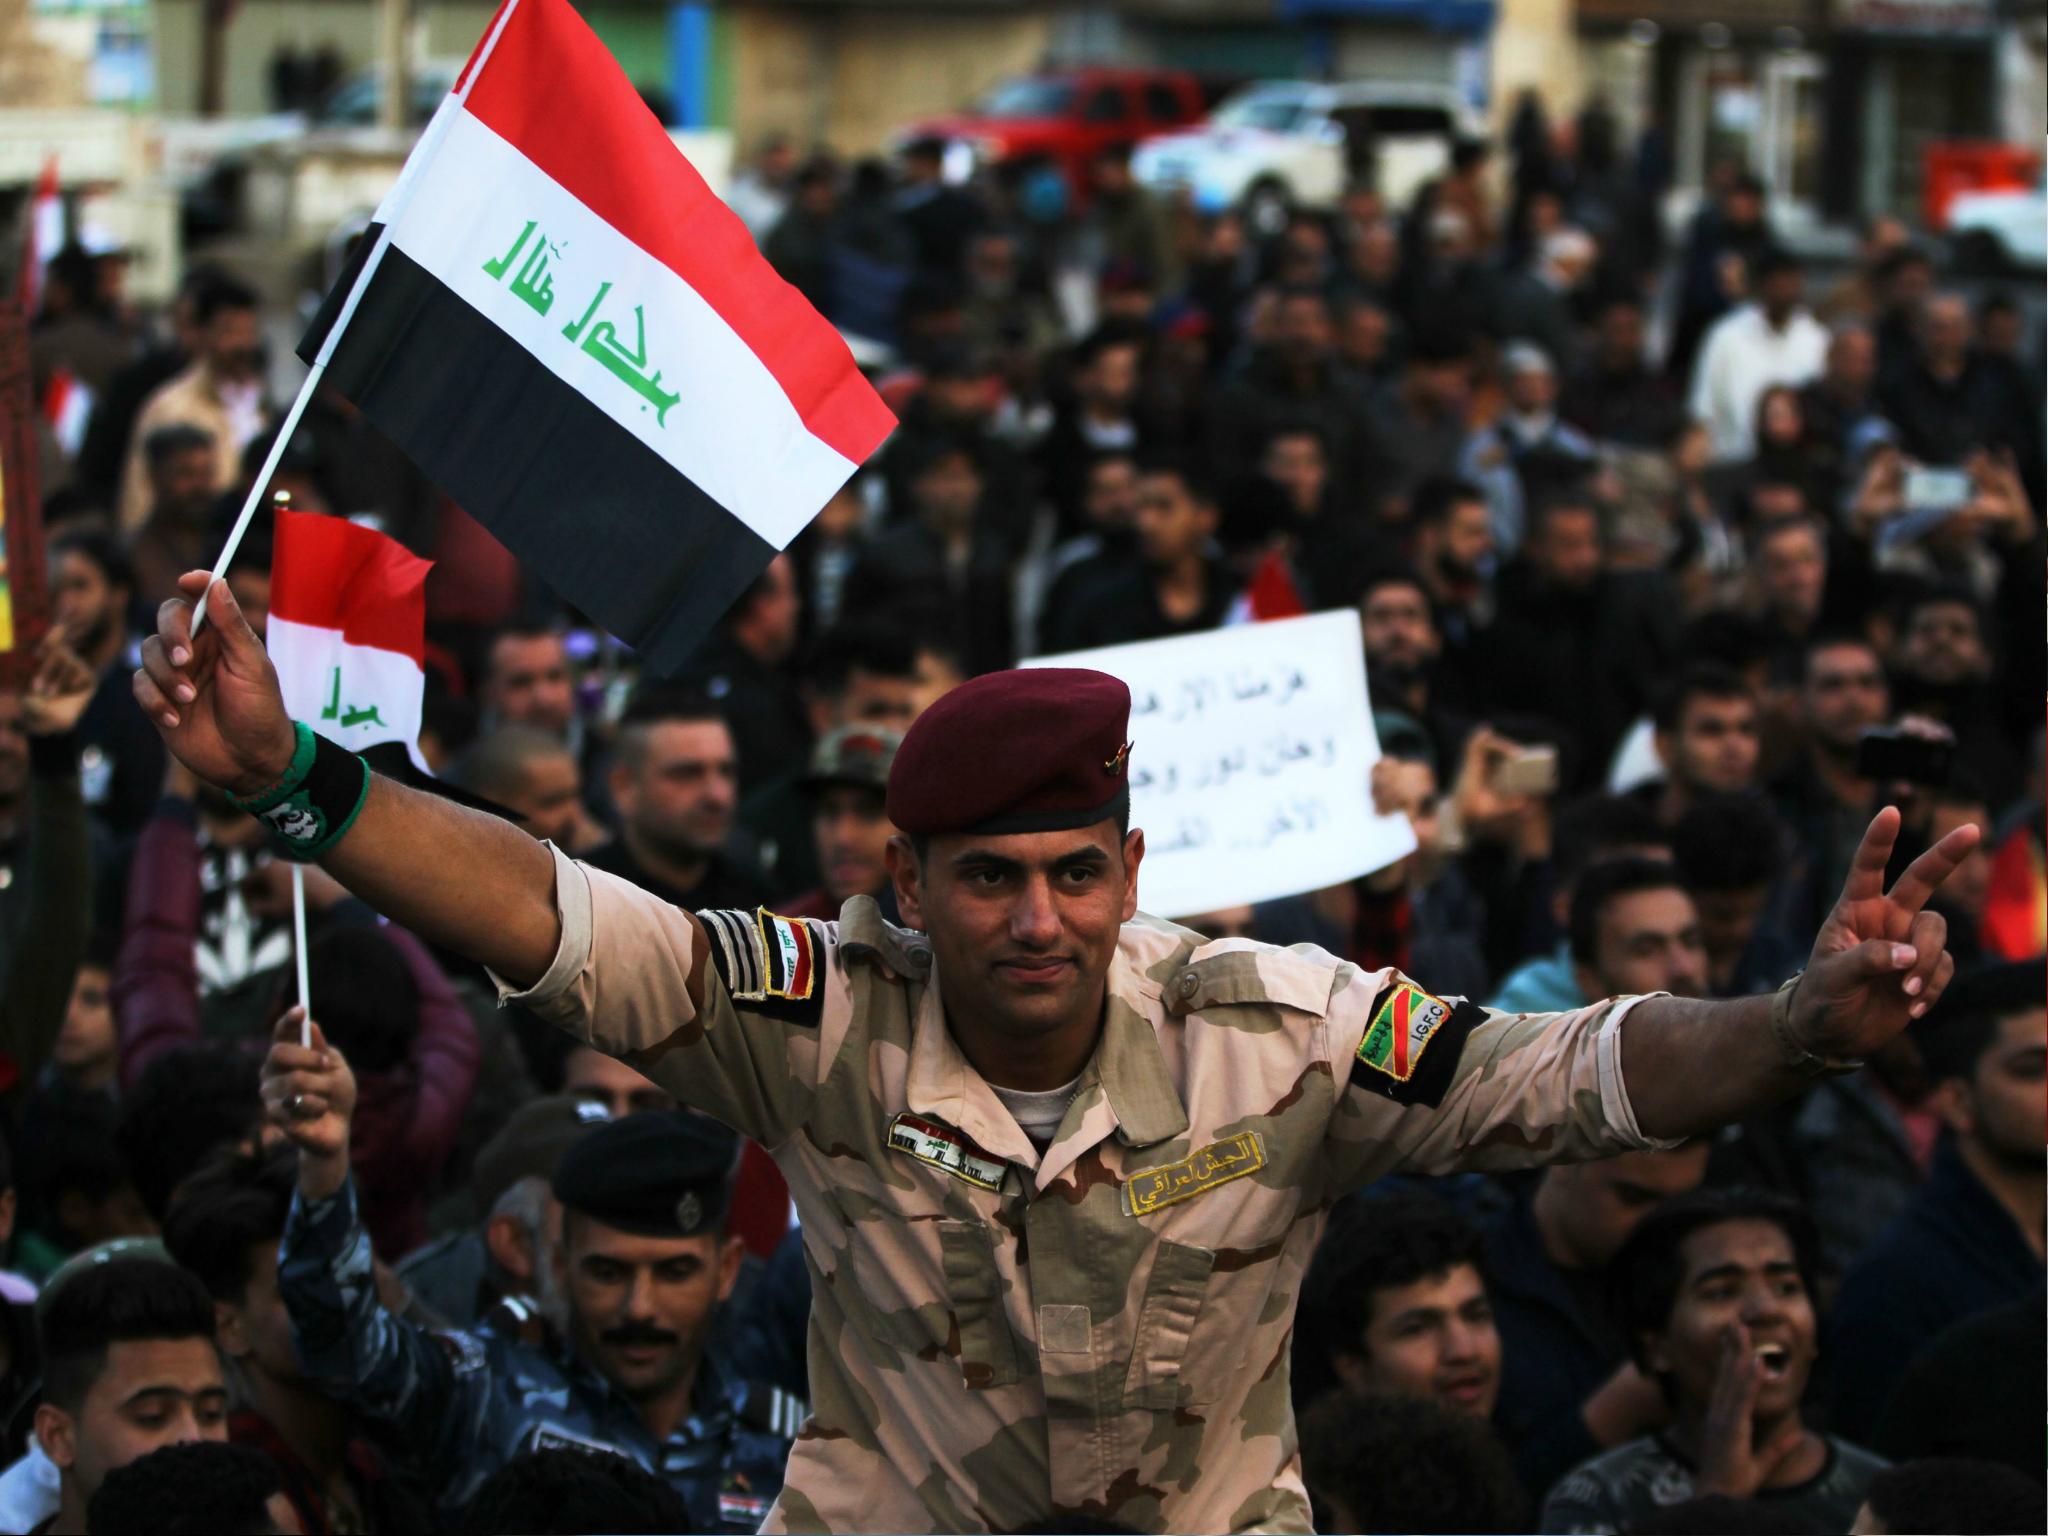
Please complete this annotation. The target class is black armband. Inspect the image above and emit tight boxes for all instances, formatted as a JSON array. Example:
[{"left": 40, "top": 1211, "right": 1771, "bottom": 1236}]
[
  {"left": 1348, "top": 981, "right": 1484, "bottom": 1109},
  {"left": 228, "top": 721, "right": 371, "bottom": 862}
]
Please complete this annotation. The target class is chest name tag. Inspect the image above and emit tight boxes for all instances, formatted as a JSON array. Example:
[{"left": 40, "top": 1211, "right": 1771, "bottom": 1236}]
[
  {"left": 1123, "top": 1130, "right": 1266, "bottom": 1216},
  {"left": 527, "top": 1422, "right": 628, "bottom": 1459},
  {"left": 888, "top": 1112, "right": 1008, "bottom": 1191}
]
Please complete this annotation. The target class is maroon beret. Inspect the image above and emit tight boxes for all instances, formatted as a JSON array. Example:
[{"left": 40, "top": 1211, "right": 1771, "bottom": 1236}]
[{"left": 887, "top": 668, "right": 1133, "bottom": 837}]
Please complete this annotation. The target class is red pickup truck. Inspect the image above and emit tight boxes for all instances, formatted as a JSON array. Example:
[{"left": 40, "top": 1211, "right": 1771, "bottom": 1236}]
[{"left": 901, "top": 68, "right": 1210, "bottom": 193}]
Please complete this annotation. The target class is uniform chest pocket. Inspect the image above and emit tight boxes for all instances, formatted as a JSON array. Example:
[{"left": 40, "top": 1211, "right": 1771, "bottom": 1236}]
[
  {"left": 1121, "top": 1240, "right": 1218, "bottom": 1409},
  {"left": 939, "top": 1220, "right": 1023, "bottom": 1390}
]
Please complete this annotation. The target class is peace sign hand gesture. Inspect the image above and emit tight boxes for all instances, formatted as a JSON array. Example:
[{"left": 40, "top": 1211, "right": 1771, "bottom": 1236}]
[{"left": 1790, "top": 806, "right": 1979, "bottom": 1063}]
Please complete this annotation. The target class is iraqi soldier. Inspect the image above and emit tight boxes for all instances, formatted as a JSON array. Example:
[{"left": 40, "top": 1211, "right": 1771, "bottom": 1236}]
[
  {"left": 263, "top": 1052, "right": 802, "bottom": 1527},
  {"left": 141, "top": 574, "right": 1974, "bottom": 1532}
]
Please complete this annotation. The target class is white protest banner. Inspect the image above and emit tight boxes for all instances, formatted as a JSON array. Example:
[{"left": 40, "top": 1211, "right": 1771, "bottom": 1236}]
[{"left": 1028, "top": 610, "right": 1416, "bottom": 919}]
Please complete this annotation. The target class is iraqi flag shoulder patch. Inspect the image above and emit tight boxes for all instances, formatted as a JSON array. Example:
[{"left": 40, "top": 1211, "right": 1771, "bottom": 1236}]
[
  {"left": 1350, "top": 980, "right": 1483, "bottom": 1108},
  {"left": 697, "top": 907, "right": 824, "bottom": 1026}
]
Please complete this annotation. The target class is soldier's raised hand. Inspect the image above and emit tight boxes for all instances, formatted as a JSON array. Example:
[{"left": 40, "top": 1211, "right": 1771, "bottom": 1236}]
[
  {"left": 1791, "top": 806, "right": 1978, "bottom": 1063},
  {"left": 134, "top": 571, "right": 296, "bottom": 796}
]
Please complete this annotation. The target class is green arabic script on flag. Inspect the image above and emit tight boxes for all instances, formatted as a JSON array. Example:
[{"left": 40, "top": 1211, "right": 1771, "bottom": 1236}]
[
  {"left": 320, "top": 665, "right": 387, "bottom": 731},
  {"left": 482, "top": 217, "right": 681, "bottom": 426}
]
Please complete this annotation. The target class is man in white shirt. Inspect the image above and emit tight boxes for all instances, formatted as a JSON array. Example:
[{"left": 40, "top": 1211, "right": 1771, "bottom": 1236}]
[{"left": 1690, "top": 249, "right": 1828, "bottom": 463}]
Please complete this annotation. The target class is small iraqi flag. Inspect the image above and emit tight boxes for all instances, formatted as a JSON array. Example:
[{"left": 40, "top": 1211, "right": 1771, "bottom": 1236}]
[
  {"left": 269, "top": 510, "right": 432, "bottom": 773},
  {"left": 298, "top": 0, "right": 895, "bottom": 673}
]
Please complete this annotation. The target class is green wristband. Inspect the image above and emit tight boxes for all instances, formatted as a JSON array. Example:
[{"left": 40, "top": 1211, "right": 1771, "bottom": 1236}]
[
  {"left": 236, "top": 723, "right": 372, "bottom": 863},
  {"left": 229, "top": 721, "right": 318, "bottom": 814}
]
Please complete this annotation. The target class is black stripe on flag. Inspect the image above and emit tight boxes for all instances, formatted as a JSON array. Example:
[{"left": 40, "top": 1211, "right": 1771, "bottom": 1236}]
[{"left": 300, "top": 232, "right": 774, "bottom": 675}]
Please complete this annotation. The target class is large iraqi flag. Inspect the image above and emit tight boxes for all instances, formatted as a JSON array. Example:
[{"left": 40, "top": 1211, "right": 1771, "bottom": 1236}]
[
  {"left": 298, "top": 0, "right": 894, "bottom": 673},
  {"left": 269, "top": 510, "right": 432, "bottom": 772}
]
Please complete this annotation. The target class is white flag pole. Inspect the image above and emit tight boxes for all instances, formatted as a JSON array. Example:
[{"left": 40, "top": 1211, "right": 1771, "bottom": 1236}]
[
  {"left": 190, "top": 370, "right": 324, "bottom": 635},
  {"left": 292, "top": 864, "right": 312, "bottom": 1047},
  {"left": 191, "top": 0, "right": 527, "bottom": 638}
]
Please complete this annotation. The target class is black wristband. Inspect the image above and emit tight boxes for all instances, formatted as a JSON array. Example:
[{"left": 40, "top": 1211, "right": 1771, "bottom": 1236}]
[{"left": 249, "top": 729, "right": 371, "bottom": 863}]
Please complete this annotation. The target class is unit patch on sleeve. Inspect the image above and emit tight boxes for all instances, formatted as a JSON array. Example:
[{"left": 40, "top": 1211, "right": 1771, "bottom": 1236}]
[
  {"left": 696, "top": 907, "right": 824, "bottom": 1025},
  {"left": 887, "top": 1112, "right": 1009, "bottom": 1191},
  {"left": 1350, "top": 981, "right": 1484, "bottom": 1108}
]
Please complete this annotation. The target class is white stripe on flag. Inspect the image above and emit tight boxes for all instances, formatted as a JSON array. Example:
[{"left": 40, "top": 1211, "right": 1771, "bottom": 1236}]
[
  {"left": 269, "top": 615, "right": 428, "bottom": 771},
  {"left": 386, "top": 109, "right": 858, "bottom": 551}
]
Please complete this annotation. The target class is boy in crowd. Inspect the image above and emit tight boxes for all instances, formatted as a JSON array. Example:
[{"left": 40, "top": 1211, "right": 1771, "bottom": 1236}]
[
  {"left": 1541, "top": 1189, "right": 1883, "bottom": 1533},
  {"left": 83, "top": 1441, "right": 290, "bottom": 1536},
  {"left": 1293, "top": 1188, "right": 1501, "bottom": 1421},
  {"left": 28, "top": 1256, "right": 229, "bottom": 1536}
]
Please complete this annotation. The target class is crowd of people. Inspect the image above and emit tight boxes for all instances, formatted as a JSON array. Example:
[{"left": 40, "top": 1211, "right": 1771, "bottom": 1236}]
[{"left": 3, "top": 83, "right": 2042, "bottom": 1535}]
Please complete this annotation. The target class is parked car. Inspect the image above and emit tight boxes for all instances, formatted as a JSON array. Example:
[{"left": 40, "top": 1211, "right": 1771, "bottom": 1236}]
[
  {"left": 899, "top": 68, "right": 1210, "bottom": 192},
  {"left": 1947, "top": 170, "right": 2046, "bottom": 273},
  {"left": 1132, "top": 79, "right": 1478, "bottom": 231}
]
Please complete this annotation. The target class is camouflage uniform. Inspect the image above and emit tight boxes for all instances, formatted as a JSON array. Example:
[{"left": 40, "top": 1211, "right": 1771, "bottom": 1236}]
[
  {"left": 501, "top": 847, "right": 1680, "bottom": 1532},
  {"left": 278, "top": 1174, "right": 804, "bottom": 1526}
]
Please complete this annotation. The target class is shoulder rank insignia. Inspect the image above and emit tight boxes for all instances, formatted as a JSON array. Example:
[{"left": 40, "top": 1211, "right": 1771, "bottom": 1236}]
[
  {"left": 740, "top": 1383, "right": 810, "bottom": 1439},
  {"left": 887, "top": 1112, "right": 1008, "bottom": 1191},
  {"left": 1123, "top": 1130, "right": 1266, "bottom": 1216},
  {"left": 698, "top": 908, "right": 824, "bottom": 1026},
  {"left": 1350, "top": 981, "right": 1483, "bottom": 1108}
]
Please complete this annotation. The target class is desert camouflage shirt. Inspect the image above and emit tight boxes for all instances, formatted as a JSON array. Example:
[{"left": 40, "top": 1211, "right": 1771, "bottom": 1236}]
[{"left": 499, "top": 845, "right": 1677, "bottom": 1533}]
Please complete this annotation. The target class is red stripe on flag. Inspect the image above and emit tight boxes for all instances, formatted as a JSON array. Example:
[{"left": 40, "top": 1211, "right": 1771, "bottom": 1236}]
[
  {"left": 453, "top": 0, "right": 517, "bottom": 93},
  {"left": 269, "top": 511, "right": 432, "bottom": 666},
  {"left": 460, "top": 0, "right": 894, "bottom": 467},
  {"left": 40, "top": 369, "right": 73, "bottom": 428},
  {"left": 1391, "top": 988, "right": 1411, "bottom": 1078},
  {"left": 788, "top": 920, "right": 814, "bottom": 997}
]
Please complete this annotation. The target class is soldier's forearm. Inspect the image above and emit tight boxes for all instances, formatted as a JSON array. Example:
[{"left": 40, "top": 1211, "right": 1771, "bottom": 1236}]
[
  {"left": 319, "top": 772, "right": 562, "bottom": 988},
  {"left": 1618, "top": 991, "right": 1806, "bottom": 1140}
]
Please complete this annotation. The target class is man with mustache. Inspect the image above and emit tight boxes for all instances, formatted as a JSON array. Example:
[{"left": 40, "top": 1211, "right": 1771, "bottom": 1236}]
[
  {"left": 149, "top": 573, "right": 1973, "bottom": 1533},
  {"left": 263, "top": 1041, "right": 800, "bottom": 1528}
]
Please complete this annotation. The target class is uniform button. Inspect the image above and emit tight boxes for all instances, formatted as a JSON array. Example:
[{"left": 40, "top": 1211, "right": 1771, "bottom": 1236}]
[{"left": 1177, "top": 972, "right": 1199, "bottom": 998}]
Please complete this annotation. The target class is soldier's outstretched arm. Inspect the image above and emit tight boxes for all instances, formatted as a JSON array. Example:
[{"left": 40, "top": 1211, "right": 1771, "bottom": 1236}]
[
  {"left": 1324, "top": 809, "right": 1977, "bottom": 1185},
  {"left": 134, "top": 573, "right": 560, "bottom": 986}
]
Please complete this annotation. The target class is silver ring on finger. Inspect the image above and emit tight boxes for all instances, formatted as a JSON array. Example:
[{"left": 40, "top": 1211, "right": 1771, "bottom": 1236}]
[{"left": 288, "top": 1093, "right": 306, "bottom": 1117}]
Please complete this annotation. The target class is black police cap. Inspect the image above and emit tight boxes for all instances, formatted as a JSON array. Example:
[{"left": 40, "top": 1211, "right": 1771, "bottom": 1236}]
[{"left": 551, "top": 1111, "right": 740, "bottom": 1239}]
